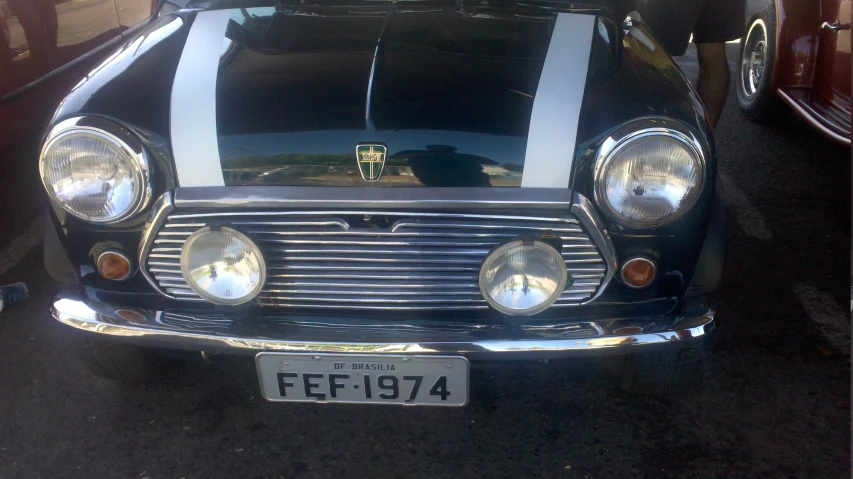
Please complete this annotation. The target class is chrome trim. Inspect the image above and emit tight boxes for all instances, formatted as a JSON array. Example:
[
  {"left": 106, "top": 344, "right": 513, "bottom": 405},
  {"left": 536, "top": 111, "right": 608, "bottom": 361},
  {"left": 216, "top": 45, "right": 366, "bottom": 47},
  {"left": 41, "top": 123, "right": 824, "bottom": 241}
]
[
  {"left": 138, "top": 191, "right": 176, "bottom": 299},
  {"left": 522, "top": 321, "right": 605, "bottom": 337},
  {"left": 173, "top": 187, "right": 575, "bottom": 210},
  {"left": 740, "top": 19, "right": 767, "bottom": 100},
  {"left": 96, "top": 250, "right": 133, "bottom": 281},
  {"left": 252, "top": 303, "right": 491, "bottom": 311},
  {"left": 169, "top": 218, "right": 352, "bottom": 230},
  {"left": 147, "top": 217, "right": 609, "bottom": 309},
  {"left": 619, "top": 257, "right": 656, "bottom": 289},
  {"left": 571, "top": 192, "right": 616, "bottom": 304},
  {"left": 820, "top": 20, "right": 850, "bottom": 32},
  {"left": 50, "top": 291, "right": 715, "bottom": 358},
  {"left": 138, "top": 191, "right": 617, "bottom": 310},
  {"left": 39, "top": 116, "right": 153, "bottom": 224},
  {"left": 777, "top": 89, "right": 851, "bottom": 145},
  {"left": 592, "top": 118, "right": 708, "bottom": 229},
  {"left": 169, "top": 211, "right": 580, "bottom": 224},
  {"left": 390, "top": 218, "right": 579, "bottom": 231}
]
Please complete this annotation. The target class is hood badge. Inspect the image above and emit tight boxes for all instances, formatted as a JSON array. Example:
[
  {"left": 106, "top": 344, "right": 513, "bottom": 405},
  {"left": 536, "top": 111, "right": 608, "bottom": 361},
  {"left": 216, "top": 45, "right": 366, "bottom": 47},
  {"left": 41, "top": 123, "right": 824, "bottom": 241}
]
[{"left": 356, "top": 144, "right": 387, "bottom": 182}]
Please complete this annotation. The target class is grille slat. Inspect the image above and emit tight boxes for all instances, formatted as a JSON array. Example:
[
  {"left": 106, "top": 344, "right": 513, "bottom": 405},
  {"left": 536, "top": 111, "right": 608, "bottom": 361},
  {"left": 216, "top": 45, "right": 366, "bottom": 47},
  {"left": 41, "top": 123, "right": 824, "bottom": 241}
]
[
  {"left": 263, "top": 279, "right": 603, "bottom": 289},
  {"left": 264, "top": 271, "right": 606, "bottom": 280},
  {"left": 260, "top": 247, "right": 601, "bottom": 257},
  {"left": 267, "top": 283, "right": 482, "bottom": 290},
  {"left": 266, "top": 256, "right": 603, "bottom": 264},
  {"left": 260, "top": 295, "right": 489, "bottom": 304},
  {"left": 243, "top": 231, "right": 581, "bottom": 239},
  {"left": 148, "top": 262, "right": 181, "bottom": 268},
  {"left": 167, "top": 211, "right": 580, "bottom": 223},
  {"left": 150, "top": 268, "right": 182, "bottom": 274},
  {"left": 255, "top": 238, "right": 597, "bottom": 247},
  {"left": 261, "top": 288, "right": 600, "bottom": 297},
  {"left": 145, "top": 211, "right": 609, "bottom": 310},
  {"left": 153, "top": 274, "right": 185, "bottom": 280},
  {"left": 391, "top": 220, "right": 581, "bottom": 233},
  {"left": 261, "top": 303, "right": 491, "bottom": 310}
]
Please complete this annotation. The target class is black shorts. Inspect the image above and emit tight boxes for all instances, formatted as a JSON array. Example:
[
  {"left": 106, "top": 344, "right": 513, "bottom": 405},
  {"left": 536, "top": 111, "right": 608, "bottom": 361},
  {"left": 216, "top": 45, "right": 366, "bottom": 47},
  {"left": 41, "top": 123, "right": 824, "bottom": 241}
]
[
  {"left": 693, "top": 0, "right": 747, "bottom": 44},
  {"left": 635, "top": 0, "right": 746, "bottom": 56}
]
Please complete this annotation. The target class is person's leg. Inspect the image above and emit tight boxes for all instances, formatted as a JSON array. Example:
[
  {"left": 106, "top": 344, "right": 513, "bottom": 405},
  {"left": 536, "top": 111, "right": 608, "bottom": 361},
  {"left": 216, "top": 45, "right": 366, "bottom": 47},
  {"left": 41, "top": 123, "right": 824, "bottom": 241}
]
[
  {"left": 7, "top": 0, "right": 52, "bottom": 73},
  {"left": 692, "top": 0, "right": 745, "bottom": 129},
  {"left": 696, "top": 43, "right": 730, "bottom": 129}
]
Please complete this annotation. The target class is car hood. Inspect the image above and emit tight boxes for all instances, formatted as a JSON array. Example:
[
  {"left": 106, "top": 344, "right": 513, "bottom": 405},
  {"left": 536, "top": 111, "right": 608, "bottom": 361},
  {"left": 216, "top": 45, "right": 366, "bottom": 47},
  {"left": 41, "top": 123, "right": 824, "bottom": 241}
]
[{"left": 169, "top": 4, "right": 611, "bottom": 187}]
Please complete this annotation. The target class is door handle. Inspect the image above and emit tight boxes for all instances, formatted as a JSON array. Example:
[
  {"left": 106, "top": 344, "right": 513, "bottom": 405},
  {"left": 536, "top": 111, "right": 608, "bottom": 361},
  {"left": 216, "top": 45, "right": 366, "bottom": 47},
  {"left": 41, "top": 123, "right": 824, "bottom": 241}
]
[{"left": 821, "top": 21, "right": 851, "bottom": 32}]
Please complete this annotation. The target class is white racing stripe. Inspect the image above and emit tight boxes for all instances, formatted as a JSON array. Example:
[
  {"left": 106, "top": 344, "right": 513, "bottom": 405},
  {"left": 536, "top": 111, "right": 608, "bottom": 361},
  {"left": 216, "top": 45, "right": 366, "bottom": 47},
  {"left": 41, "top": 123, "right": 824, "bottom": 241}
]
[
  {"left": 170, "top": 9, "right": 231, "bottom": 187},
  {"left": 521, "top": 13, "right": 595, "bottom": 188}
]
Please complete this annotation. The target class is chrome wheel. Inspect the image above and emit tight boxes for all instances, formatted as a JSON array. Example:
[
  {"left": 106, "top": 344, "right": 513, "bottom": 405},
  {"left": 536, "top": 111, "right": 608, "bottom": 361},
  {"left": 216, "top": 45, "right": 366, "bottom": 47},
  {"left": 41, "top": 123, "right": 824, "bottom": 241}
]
[{"left": 740, "top": 19, "right": 768, "bottom": 99}]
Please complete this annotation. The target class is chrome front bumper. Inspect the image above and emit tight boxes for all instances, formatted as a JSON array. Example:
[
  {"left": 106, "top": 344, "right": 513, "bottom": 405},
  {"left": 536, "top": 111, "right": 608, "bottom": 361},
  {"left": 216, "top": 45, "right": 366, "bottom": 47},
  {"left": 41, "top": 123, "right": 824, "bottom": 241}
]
[{"left": 51, "top": 290, "right": 715, "bottom": 359}]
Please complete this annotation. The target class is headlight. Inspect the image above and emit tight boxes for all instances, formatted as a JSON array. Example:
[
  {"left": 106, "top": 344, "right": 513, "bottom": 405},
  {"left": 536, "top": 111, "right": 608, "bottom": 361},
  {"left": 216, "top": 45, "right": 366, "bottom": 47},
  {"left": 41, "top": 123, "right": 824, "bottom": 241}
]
[
  {"left": 181, "top": 227, "right": 266, "bottom": 305},
  {"left": 40, "top": 118, "right": 150, "bottom": 223},
  {"left": 595, "top": 127, "right": 704, "bottom": 227},
  {"left": 479, "top": 240, "right": 567, "bottom": 315}
]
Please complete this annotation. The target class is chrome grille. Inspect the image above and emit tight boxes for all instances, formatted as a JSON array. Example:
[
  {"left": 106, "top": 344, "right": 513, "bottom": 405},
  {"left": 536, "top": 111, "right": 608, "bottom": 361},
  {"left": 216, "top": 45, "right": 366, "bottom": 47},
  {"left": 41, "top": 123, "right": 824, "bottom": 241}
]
[{"left": 144, "top": 211, "right": 609, "bottom": 310}]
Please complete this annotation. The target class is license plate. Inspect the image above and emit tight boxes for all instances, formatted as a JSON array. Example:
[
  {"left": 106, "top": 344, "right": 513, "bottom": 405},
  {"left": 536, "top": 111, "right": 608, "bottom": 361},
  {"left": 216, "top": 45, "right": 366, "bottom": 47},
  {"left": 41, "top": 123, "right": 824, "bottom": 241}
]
[{"left": 255, "top": 353, "right": 469, "bottom": 407}]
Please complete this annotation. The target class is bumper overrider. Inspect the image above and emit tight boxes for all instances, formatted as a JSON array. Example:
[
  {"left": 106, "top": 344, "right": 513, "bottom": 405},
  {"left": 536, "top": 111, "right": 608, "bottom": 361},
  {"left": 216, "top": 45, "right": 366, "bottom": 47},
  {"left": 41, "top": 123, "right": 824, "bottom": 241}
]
[{"left": 49, "top": 187, "right": 716, "bottom": 360}]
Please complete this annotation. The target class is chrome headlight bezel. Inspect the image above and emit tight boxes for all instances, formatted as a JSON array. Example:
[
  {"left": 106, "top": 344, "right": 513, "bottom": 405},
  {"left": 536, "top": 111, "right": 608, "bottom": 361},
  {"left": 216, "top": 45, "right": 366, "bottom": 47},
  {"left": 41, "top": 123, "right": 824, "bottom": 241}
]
[
  {"left": 593, "top": 121, "right": 707, "bottom": 228},
  {"left": 39, "top": 117, "right": 152, "bottom": 224}
]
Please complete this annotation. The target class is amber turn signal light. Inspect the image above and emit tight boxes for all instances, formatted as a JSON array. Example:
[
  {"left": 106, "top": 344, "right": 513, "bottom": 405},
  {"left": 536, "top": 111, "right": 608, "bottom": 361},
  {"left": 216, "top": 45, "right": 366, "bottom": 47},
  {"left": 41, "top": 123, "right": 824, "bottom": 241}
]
[
  {"left": 621, "top": 257, "right": 656, "bottom": 288},
  {"left": 97, "top": 251, "right": 132, "bottom": 281}
]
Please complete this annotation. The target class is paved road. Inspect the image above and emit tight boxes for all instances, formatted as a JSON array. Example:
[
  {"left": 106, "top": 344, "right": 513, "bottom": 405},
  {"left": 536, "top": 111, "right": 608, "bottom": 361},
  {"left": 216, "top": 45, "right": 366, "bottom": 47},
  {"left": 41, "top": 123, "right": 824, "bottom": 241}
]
[{"left": 0, "top": 45, "right": 849, "bottom": 479}]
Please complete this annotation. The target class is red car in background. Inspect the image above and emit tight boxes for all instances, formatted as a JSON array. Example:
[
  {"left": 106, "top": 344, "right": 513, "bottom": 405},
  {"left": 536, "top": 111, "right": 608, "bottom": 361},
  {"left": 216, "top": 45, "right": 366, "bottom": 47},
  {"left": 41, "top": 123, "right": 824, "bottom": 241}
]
[
  {"left": 0, "top": 0, "right": 158, "bottom": 152},
  {"left": 0, "top": 0, "right": 158, "bottom": 252},
  {"left": 738, "top": 0, "right": 851, "bottom": 145}
]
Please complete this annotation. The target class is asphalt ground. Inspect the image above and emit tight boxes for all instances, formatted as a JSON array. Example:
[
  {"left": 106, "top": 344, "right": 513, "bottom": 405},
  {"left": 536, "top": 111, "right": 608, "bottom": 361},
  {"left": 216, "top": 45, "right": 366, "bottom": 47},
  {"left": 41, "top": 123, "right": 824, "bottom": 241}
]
[{"left": 0, "top": 44, "right": 850, "bottom": 479}]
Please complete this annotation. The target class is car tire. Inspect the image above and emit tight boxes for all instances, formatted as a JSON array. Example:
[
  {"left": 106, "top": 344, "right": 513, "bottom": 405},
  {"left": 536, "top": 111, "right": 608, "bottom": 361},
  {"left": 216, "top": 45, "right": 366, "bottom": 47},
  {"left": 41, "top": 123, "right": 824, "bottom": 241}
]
[
  {"left": 72, "top": 335, "right": 157, "bottom": 383},
  {"left": 611, "top": 345, "right": 707, "bottom": 397},
  {"left": 736, "top": 3, "right": 781, "bottom": 122}
]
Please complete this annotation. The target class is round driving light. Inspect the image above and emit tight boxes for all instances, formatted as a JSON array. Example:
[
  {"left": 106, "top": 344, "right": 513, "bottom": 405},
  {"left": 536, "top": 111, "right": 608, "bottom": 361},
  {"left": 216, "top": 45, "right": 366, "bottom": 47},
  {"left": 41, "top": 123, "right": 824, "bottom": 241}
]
[
  {"left": 97, "top": 251, "right": 132, "bottom": 281},
  {"left": 479, "top": 240, "right": 567, "bottom": 316},
  {"left": 621, "top": 257, "right": 656, "bottom": 288},
  {"left": 180, "top": 227, "right": 266, "bottom": 305}
]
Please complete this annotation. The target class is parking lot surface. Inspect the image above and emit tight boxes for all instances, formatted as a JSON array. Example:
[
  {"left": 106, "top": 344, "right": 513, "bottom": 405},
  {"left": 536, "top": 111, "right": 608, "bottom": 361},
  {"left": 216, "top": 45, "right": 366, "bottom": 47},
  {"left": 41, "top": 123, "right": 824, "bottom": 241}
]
[{"left": 0, "top": 45, "right": 849, "bottom": 479}]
